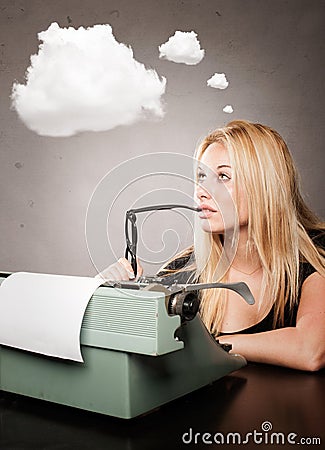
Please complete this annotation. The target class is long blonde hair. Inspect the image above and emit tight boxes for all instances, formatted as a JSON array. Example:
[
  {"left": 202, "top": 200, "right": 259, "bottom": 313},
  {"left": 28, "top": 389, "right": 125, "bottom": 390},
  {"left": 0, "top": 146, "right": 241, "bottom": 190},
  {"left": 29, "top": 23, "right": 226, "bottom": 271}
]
[{"left": 194, "top": 120, "right": 325, "bottom": 335}]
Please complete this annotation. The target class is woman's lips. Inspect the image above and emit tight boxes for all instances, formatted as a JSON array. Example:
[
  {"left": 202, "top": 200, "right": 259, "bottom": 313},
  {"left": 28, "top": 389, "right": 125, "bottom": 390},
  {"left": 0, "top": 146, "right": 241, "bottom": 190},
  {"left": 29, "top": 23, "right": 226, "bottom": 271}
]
[{"left": 198, "top": 204, "right": 218, "bottom": 218}]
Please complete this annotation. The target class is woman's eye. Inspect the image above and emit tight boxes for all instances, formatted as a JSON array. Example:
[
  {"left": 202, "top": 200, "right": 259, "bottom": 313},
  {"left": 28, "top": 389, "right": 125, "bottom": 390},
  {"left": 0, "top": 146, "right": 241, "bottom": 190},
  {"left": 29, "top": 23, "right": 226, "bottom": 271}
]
[
  {"left": 218, "top": 172, "right": 231, "bottom": 181},
  {"left": 197, "top": 171, "right": 207, "bottom": 181}
]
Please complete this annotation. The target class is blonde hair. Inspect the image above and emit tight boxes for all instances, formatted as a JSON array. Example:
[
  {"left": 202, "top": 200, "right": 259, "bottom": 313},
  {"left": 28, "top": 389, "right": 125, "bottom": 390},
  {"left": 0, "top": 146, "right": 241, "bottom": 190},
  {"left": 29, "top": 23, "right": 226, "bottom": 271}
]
[{"left": 195, "top": 120, "right": 325, "bottom": 335}]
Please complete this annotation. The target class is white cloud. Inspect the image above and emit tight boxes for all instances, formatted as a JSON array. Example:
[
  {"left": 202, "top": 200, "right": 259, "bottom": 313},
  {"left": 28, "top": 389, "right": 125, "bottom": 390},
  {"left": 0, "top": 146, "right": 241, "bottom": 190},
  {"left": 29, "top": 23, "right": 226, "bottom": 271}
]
[
  {"left": 207, "top": 73, "right": 229, "bottom": 89},
  {"left": 223, "top": 105, "right": 234, "bottom": 113},
  {"left": 158, "top": 31, "right": 204, "bottom": 65},
  {"left": 11, "top": 22, "right": 166, "bottom": 137}
]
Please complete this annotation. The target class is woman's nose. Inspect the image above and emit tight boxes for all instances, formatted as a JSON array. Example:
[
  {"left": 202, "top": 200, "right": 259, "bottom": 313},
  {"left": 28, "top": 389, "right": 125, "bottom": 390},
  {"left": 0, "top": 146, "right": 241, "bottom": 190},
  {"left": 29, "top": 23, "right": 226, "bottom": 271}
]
[{"left": 195, "top": 183, "right": 212, "bottom": 200}]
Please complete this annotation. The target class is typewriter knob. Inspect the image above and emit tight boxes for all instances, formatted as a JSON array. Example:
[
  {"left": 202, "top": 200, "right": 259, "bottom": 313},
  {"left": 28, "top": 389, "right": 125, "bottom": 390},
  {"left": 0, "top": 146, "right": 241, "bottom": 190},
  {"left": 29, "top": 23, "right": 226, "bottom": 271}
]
[{"left": 168, "top": 291, "right": 199, "bottom": 321}]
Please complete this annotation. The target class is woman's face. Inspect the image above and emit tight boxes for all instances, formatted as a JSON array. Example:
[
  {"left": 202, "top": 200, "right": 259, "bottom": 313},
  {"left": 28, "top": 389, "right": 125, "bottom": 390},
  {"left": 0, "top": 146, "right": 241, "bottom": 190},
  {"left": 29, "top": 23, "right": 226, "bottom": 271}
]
[{"left": 195, "top": 142, "right": 248, "bottom": 234}]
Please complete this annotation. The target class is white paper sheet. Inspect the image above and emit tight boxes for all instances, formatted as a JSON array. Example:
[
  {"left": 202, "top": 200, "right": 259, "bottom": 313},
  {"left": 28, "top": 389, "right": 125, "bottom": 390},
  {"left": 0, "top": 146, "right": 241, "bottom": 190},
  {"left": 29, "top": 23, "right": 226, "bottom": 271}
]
[{"left": 0, "top": 272, "right": 103, "bottom": 362}]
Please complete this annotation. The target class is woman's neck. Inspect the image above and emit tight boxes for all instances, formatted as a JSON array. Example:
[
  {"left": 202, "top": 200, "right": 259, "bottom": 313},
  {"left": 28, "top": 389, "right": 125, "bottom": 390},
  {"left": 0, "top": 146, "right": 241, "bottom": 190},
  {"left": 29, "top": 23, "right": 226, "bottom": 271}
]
[{"left": 218, "top": 226, "right": 262, "bottom": 274}]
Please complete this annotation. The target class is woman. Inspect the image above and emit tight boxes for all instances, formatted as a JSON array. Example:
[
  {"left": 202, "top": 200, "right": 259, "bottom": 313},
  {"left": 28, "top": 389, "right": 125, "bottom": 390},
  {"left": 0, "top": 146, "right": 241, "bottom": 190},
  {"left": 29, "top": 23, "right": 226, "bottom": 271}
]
[{"left": 99, "top": 120, "right": 325, "bottom": 371}]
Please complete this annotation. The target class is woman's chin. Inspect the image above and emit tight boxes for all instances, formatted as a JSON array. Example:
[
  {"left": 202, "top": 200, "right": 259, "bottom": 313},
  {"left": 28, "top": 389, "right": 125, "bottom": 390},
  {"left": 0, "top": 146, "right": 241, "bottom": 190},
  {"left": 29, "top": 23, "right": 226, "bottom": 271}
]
[{"left": 199, "top": 219, "right": 224, "bottom": 234}]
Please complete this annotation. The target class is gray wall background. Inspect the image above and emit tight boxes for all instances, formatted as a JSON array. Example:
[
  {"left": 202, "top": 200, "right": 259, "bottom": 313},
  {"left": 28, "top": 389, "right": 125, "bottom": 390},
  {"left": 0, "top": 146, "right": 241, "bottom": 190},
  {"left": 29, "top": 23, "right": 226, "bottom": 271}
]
[{"left": 0, "top": 0, "right": 324, "bottom": 277}]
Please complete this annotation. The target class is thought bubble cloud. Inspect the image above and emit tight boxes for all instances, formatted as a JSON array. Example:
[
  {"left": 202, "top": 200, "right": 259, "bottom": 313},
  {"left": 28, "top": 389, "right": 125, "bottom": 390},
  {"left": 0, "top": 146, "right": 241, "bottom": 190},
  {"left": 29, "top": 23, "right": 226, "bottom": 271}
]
[
  {"left": 207, "top": 72, "right": 229, "bottom": 89},
  {"left": 223, "top": 105, "right": 234, "bottom": 113},
  {"left": 11, "top": 22, "right": 166, "bottom": 137},
  {"left": 158, "top": 30, "right": 205, "bottom": 65}
]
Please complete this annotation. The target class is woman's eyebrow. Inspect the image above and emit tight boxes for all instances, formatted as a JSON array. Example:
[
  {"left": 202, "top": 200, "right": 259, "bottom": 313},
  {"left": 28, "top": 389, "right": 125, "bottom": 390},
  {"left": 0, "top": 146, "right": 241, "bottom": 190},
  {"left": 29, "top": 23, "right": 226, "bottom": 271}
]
[
  {"left": 216, "top": 164, "right": 232, "bottom": 169},
  {"left": 197, "top": 164, "right": 232, "bottom": 171}
]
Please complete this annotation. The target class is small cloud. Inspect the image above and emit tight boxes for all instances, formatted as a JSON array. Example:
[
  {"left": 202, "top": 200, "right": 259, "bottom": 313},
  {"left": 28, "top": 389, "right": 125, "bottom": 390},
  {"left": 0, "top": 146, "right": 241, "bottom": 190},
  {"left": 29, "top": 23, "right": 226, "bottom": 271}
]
[
  {"left": 223, "top": 105, "right": 233, "bottom": 113},
  {"left": 158, "top": 31, "right": 204, "bottom": 65},
  {"left": 207, "top": 72, "right": 229, "bottom": 89},
  {"left": 11, "top": 22, "right": 166, "bottom": 137}
]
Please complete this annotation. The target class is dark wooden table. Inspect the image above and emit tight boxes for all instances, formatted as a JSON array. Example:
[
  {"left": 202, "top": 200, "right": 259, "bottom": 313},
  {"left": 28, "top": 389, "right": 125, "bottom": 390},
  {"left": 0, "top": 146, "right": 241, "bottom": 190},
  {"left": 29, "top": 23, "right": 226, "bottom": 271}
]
[{"left": 0, "top": 363, "right": 324, "bottom": 449}]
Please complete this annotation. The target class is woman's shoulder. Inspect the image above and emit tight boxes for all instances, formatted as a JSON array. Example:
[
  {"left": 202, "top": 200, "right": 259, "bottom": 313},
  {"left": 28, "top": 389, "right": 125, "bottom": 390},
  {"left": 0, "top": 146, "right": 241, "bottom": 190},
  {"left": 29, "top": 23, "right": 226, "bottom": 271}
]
[
  {"left": 309, "top": 229, "right": 325, "bottom": 249},
  {"left": 299, "top": 228, "right": 325, "bottom": 285}
]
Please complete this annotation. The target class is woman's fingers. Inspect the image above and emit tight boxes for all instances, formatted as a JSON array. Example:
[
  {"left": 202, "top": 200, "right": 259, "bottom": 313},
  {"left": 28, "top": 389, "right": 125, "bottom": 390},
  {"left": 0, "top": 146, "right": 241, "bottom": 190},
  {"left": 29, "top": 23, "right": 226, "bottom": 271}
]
[
  {"left": 95, "top": 257, "right": 136, "bottom": 281},
  {"left": 95, "top": 257, "right": 145, "bottom": 281},
  {"left": 96, "top": 262, "right": 131, "bottom": 281},
  {"left": 118, "top": 257, "right": 144, "bottom": 280},
  {"left": 118, "top": 258, "right": 135, "bottom": 279}
]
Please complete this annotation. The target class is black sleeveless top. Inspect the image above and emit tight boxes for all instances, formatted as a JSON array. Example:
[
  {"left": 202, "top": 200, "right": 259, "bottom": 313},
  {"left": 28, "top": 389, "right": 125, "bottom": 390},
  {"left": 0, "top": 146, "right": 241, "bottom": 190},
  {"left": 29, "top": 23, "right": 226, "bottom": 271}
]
[{"left": 158, "top": 231, "right": 324, "bottom": 334}]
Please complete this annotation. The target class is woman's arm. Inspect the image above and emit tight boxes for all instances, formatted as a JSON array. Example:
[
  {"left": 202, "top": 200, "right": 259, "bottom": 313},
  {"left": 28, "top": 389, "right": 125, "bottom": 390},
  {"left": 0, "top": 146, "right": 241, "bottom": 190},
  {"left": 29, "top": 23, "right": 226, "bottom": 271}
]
[{"left": 218, "top": 272, "right": 325, "bottom": 371}]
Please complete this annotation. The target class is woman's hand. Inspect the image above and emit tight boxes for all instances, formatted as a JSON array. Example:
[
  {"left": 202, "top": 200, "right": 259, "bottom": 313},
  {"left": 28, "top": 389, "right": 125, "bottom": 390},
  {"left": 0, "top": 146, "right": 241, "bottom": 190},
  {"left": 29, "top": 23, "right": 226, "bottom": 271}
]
[{"left": 95, "top": 258, "right": 144, "bottom": 281}]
